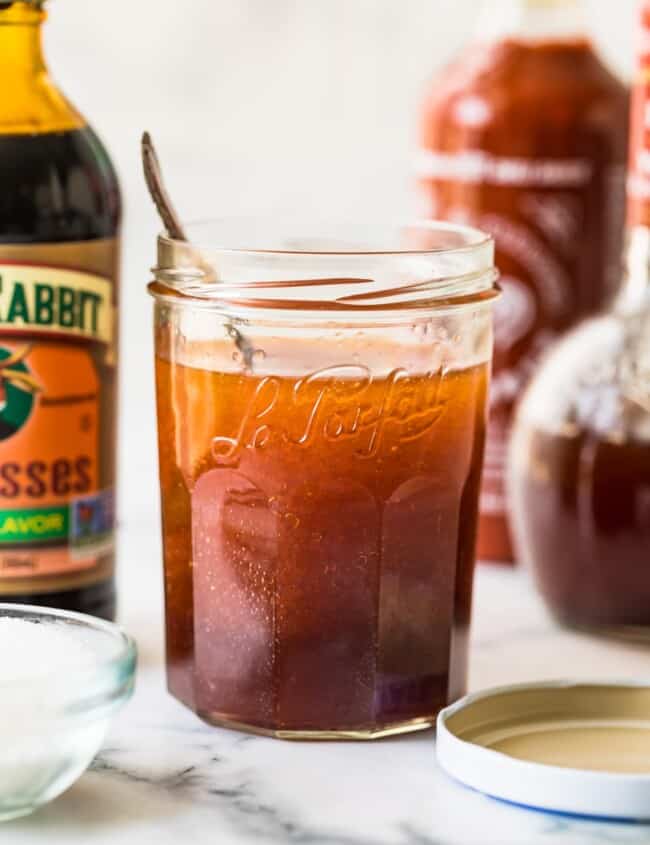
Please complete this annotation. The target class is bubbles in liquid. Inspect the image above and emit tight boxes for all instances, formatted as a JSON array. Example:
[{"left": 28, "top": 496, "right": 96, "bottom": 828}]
[{"left": 283, "top": 512, "right": 300, "bottom": 529}]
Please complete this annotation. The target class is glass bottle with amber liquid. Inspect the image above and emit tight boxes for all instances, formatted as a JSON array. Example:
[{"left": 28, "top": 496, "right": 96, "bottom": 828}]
[
  {"left": 0, "top": 1, "right": 120, "bottom": 619},
  {"left": 508, "top": 0, "right": 650, "bottom": 635},
  {"left": 418, "top": 0, "right": 629, "bottom": 563}
]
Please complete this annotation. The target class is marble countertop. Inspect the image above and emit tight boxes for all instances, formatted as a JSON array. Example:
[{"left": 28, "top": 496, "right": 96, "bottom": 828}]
[{"left": 7, "top": 524, "right": 650, "bottom": 845}]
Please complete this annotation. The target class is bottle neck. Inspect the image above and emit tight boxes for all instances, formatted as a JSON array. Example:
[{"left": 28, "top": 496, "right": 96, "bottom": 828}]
[
  {"left": 0, "top": 2, "right": 45, "bottom": 75},
  {"left": 477, "top": 0, "right": 587, "bottom": 43},
  {"left": 0, "top": 1, "right": 82, "bottom": 135}
]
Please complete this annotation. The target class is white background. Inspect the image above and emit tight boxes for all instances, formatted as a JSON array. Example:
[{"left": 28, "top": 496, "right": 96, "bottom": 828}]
[{"left": 43, "top": 0, "right": 639, "bottom": 530}]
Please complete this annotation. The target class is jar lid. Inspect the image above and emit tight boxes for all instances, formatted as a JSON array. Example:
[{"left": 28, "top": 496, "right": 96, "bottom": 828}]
[{"left": 437, "top": 681, "right": 650, "bottom": 821}]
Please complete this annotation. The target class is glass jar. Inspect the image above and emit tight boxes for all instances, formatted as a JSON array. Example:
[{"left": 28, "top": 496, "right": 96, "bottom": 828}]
[
  {"left": 508, "top": 301, "right": 650, "bottom": 634},
  {"left": 150, "top": 220, "right": 499, "bottom": 739}
]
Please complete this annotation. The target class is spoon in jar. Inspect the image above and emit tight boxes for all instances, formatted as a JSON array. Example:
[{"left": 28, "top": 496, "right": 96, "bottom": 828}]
[{"left": 141, "top": 131, "right": 258, "bottom": 370}]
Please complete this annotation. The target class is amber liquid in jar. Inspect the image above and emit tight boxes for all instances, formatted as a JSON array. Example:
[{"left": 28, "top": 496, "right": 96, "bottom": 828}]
[{"left": 155, "top": 337, "right": 488, "bottom": 736}]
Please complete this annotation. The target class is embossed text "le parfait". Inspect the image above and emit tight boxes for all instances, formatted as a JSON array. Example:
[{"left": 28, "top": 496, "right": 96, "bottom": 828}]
[{"left": 211, "top": 365, "right": 448, "bottom": 466}]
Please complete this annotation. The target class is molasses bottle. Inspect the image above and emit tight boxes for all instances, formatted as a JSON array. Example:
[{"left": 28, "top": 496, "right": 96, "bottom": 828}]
[
  {"left": 0, "top": 1, "right": 120, "bottom": 619},
  {"left": 418, "top": 0, "right": 629, "bottom": 563},
  {"left": 508, "top": 0, "right": 650, "bottom": 635}
]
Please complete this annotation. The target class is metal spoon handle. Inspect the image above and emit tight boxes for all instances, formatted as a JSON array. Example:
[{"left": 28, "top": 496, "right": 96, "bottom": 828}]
[{"left": 141, "top": 132, "right": 187, "bottom": 243}]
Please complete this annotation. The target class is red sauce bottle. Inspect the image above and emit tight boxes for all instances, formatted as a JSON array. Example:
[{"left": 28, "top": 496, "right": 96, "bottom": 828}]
[
  {"left": 418, "top": 0, "right": 628, "bottom": 563},
  {"left": 508, "top": 1, "right": 650, "bottom": 634}
]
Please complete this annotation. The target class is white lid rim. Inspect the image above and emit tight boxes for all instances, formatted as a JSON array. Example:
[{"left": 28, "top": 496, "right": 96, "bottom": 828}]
[{"left": 437, "top": 680, "right": 650, "bottom": 822}]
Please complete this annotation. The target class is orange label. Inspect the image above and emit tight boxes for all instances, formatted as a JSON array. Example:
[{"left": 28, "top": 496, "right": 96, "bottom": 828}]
[{"left": 0, "top": 261, "right": 115, "bottom": 580}]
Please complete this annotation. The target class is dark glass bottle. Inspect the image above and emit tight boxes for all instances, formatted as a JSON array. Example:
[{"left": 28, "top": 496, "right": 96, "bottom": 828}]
[{"left": 0, "top": 1, "right": 121, "bottom": 619}]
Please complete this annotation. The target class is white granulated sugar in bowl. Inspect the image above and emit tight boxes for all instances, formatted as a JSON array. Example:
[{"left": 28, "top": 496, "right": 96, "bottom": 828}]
[
  {"left": 0, "top": 616, "right": 104, "bottom": 796},
  {"left": 0, "top": 617, "right": 95, "bottom": 682}
]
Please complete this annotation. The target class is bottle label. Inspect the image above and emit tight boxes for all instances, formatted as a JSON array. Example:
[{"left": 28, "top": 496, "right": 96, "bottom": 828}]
[
  {"left": 628, "top": 1, "right": 650, "bottom": 227},
  {"left": 0, "top": 243, "right": 117, "bottom": 589},
  {"left": 418, "top": 148, "right": 625, "bottom": 558}
]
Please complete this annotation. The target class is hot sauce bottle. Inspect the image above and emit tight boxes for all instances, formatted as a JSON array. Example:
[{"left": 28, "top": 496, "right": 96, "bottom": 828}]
[
  {"left": 508, "top": 0, "right": 650, "bottom": 634},
  {"left": 418, "top": 0, "right": 628, "bottom": 563},
  {"left": 0, "top": 1, "right": 120, "bottom": 619}
]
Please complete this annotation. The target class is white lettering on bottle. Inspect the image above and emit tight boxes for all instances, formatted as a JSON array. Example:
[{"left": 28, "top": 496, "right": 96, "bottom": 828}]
[{"left": 415, "top": 150, "right": 592, "bottom": 188}]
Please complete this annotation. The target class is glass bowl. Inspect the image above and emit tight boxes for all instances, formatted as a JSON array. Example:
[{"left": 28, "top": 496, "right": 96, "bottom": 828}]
[{"left": 0, "top": 604, "right": 136, "bottom": 822}]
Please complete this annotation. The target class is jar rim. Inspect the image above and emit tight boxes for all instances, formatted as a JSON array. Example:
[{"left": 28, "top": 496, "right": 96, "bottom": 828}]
[
  {"left": 150, "top": 218, "right": 499, "bottom": 320},
  {"left": 158, "top": 217, "right": 493, "bottom": 258}
]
